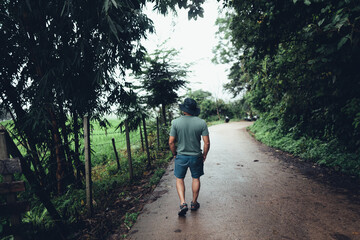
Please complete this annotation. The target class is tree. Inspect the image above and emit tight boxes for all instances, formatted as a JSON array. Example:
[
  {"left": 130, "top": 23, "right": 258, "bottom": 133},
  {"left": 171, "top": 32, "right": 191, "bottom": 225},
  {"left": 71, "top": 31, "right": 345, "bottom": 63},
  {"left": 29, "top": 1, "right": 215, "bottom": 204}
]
[
  {"left": 1, "top": 0, "right": 206, "bottom": 226},
  {"left": 138, "top": 46, "right": 189, "bottom": 126},
  {"left": 187, "top": 89, "right": 212, "bottom": 104},
  {"left": 215, "top": 0, "right": 360, "bottom": 150}
]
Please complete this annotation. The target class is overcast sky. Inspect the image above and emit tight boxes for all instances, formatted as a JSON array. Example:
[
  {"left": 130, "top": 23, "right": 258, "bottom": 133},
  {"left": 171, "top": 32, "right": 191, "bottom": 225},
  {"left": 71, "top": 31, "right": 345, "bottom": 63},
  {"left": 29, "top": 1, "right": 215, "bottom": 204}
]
[{"left": 142, "top": 0, "right": 234, "bottom": 101}]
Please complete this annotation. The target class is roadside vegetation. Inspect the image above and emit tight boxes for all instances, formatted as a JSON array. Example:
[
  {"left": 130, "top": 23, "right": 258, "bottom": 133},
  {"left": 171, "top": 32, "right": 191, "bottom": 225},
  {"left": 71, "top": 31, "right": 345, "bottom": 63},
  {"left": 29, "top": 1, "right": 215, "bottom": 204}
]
[
  {"left": 3, "top": 0, "right": 358, "bottom": 239},
  {"left": 0, "top": 112, "right": 234, "bottom": 239},
  {"left": 213, "top": 0, "right": 360, "bottom": 177},
  {"left": 0, "top": 118, "right": 172, "bottom": 239},
  {"left": 249, "top": 118, "right": 360, "bottom": 177}
]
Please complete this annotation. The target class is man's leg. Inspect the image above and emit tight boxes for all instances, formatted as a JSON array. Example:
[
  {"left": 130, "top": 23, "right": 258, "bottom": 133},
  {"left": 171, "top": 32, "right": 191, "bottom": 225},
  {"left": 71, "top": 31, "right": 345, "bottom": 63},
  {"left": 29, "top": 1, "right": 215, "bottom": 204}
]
[
  {"left": 176, "top": 178, "right": 186, "bottom": 204},
  {"left": 192, "top": 177, "right": 200, "bottom": 204}
]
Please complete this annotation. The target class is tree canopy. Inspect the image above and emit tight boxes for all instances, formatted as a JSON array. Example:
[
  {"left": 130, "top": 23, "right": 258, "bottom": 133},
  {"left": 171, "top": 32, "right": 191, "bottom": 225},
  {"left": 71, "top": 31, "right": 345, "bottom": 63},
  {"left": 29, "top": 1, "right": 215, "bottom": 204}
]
[
  {"left": 215, "top": 0, "right": 360, "bottom": 151},
  {"left": 137, "top": 47, "right": 189, "bottom": 125},
  {"left": 0, "top": 0, "right": 205, "bottom": 199}
]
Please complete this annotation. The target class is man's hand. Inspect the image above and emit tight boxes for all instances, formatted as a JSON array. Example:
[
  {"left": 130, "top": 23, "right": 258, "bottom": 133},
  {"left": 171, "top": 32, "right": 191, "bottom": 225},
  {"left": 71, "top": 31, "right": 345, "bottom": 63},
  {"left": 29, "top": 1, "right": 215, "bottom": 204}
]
[
  {"left": 169, "top": 136, "right": 177, "bottom": 158},
  {"left": 202, "top": 135, "right": 210, "bottom": 163}
]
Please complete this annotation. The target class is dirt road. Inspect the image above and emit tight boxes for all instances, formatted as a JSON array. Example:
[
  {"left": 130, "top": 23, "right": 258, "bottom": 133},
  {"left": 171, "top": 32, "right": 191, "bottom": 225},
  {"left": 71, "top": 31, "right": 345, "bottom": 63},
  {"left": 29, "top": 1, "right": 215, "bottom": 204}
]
[{"left": 128, "top": 122, "right": 360, "bottom": 240}]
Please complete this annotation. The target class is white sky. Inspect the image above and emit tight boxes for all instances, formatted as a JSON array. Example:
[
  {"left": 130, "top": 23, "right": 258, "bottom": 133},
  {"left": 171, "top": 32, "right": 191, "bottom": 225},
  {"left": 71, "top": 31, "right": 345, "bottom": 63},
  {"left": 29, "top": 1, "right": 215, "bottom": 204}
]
[{"left": 142, "top": 0, "right": 234, "bottom": 101}]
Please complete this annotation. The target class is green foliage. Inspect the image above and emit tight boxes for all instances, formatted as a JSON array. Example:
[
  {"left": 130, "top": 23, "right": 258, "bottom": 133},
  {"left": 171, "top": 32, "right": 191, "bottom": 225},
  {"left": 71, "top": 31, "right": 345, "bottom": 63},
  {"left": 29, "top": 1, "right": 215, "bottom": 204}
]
[
  {"left": 3, "top": 116, "right": 170, "bottom": 237},
  {"left": 54, "top": 186, "right": 86, "bottom": 223},
  {"left": 250, "top": 118, "right": 360, "bottom": 176},
  {"left": 0, "top": 0, "right": 207, "bottom": 197},
  {"left": 185, "top": 88, "right": 255, "bottom": 121},
  {"left": 23, "top": 208, "right": 52, "bottom": 229},
  {"left": 149, "top": 168, "right": 166, "bottom": 186},
  {"left": 137, "top": 45, "right": 190, "bottom": 125},
  {"left": 90, "top": 119, "right": 143, "bottom": 166},
  {"left": 215, "top": 0, "right": 360, "bottom": 157},
  {"left": 228, "top": 98, "right": 251, "bottom": 119},
  {"left": 212, "top": 8, "right": 237, "bottom": 63},
  {"left": 124, "top": 212, "right": 139, "bottom": 228},
  {"left": 186, "top": 89, "right": 235, "bottom": 121},
  {"left": 1, "top": 0, "right": 207, "bottom": 237},
  {"left": 186, "top": 89, "right": 212, "bottom": 103},
  {"left": 199, "top": 99, "right": 218, "bottom": 119},
  {"left": 200, "top": 98, "right": 242, "bottom": 121},
  {"left": 139, "top": 46, "right": 189, "bottom": 106},
  {"left": 20, "top": 186, "right": 86, "bottom": 238},
  {"left": 156, "top": 151, "right": 173, "bottom": 167}
]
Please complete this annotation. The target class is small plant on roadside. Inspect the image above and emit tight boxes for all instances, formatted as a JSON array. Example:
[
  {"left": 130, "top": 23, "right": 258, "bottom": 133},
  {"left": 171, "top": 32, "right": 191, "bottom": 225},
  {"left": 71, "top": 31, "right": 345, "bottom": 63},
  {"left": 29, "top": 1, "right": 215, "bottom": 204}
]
[
  {"left": 149, "top": 168, "right": 166, "bottom": 186},
  {"left": 22, "top": 207, "right": 53, "bottom": 230},
  {"left": 107, "top": 163, "right": 119, "bottom": 175},
  {"left": 118, "top": 191, "right": 126, "bottom": 198},
  {"left": 124, "top": 212, "right": 139, "bottom": 229}
]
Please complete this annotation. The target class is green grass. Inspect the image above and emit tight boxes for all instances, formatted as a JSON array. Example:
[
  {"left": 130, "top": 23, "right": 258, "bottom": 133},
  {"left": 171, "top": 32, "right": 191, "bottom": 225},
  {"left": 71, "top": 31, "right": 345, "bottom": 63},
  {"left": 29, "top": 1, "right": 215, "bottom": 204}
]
[
  {"left": 89, "top": 119, "right": 144, "bottom": 165},
  {"left": 148, "top": 168, "right": 166, "bottom": 186},
  {"left": 249, "top": 119, "right": 360, "bottom": 177},
  {"left": 0, "top": 117, "right": 171, "bottom": 238},
  {"left": 0, "top": 119, "right": 11, "bottom": 125},
  {"left": 0, "top": 118, "right": 143, "bottom": 165}
]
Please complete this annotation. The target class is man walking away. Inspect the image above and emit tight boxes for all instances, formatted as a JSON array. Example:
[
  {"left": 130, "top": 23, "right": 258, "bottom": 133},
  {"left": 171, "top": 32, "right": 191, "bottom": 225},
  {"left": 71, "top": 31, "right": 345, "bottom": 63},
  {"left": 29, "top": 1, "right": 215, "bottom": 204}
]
[{"left": 169, "top": 98, "right": 210, "bottom": 216}]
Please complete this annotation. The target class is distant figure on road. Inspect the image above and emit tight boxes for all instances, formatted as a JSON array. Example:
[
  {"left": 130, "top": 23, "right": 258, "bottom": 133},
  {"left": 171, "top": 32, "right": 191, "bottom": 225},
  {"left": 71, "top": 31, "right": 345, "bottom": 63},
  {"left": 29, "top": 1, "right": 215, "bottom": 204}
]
[
  {"left": 225, "top": 116, "right": 230, "bottom": 123},
  {"left": 169, "top": 98, "right": 210, "bottom": 216}
]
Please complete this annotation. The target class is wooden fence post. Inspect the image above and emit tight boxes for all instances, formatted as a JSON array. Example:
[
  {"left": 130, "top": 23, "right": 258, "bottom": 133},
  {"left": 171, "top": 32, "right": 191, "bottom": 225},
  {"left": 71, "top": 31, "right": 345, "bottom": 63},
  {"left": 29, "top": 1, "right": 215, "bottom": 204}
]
[
  {"left": 2, "top": 128, "right": 66, "bottom": 239},
  {"left": 112, "top": 138, "right": 120, "bottom": 170},
  {"left": 156, "top": 117, "right": 160, "bottom": 150},
  {"left": 83, "top": 116, "right": 93, "bottom": 217},
  {"left": 124, "top": 119, "right": 133, "bottom": 181},
  {"left": 0, "top": 127, "right": 27, "bottom": 240},
  {"left": 142, "top": 116, "right": 151, "bottom": 169},
  {"left": 139, "top": 124, "right": 144, "bottom": 152}
]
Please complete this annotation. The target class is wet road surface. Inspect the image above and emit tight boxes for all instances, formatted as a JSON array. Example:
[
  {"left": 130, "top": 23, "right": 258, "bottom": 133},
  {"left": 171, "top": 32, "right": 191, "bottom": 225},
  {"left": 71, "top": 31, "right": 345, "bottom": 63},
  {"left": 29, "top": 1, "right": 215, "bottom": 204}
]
[{"left": 128, "top": 122, "right": 360, "bottom": 240}]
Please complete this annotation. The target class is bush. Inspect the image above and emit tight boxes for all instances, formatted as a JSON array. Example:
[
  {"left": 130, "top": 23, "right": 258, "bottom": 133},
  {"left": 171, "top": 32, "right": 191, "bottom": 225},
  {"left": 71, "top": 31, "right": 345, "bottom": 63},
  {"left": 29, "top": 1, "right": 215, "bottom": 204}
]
[
  {"left": 149, "top": 168, "right": 166, "bottom": 186},
  {"left": 124, "top": 212, "right": 139, "bottom": 228},
  {"left": 250, "top": 118, "right": 360, "bottom": 177}
]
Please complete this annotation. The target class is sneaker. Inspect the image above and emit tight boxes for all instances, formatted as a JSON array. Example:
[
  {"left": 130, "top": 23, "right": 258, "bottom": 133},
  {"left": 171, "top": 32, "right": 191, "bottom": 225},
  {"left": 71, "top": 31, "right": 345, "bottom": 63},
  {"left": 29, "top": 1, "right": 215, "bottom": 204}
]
[
  {"left": 190, "top": 201, "right": 200, "bottom": 211},
  {"left": 178, "top": 203, "right": 188, "bottom": 216}
]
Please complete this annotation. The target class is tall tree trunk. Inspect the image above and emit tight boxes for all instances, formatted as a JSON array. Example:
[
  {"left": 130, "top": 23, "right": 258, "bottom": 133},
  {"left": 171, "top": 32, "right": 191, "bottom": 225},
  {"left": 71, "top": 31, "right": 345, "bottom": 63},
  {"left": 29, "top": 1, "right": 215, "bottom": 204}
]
[
  {"left": 142, "top": 116, "right": 151, "bottom": 169},
  {"left": 168, "top": 110, "right": 173, "bottom": 124},
  {"left": 47, "top": 106, "right": 66, "bottom": 195},
  {"left": 58, "top": 100, "right": 75, "bottom": 184},
  {"left": 156, "top": 117, "right": 160, "bottom": 150},
  {"left": 73, "top": 111, "right": 84, "bottom": 185},
  {"left": 161, "top": 104, "right": 167, "bottom": 126},
  {"left": 139, "top": 124, "right": 144, "bottom": 152},
  {"left": 49, "top": 142, "right": 58, "bottom": 193},
  {"left": 83, "top": 116, "right": 93, "bottom": 216},
  {"left": 125, "top": 119, "right": 133, "bottom": 181}
]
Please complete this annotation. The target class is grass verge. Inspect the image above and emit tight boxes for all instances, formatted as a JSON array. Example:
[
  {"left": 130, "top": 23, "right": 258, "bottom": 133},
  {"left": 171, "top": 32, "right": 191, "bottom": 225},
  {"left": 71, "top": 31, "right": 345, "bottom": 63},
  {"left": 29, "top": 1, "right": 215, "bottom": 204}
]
[{"left": 249, "top": 119, "right": 360, "bottom": 177}]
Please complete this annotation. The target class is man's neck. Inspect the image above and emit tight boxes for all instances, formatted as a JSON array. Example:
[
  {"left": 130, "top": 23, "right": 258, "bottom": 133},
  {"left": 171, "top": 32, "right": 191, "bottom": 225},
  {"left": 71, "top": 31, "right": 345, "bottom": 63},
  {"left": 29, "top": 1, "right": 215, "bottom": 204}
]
[{"left": 183, "top": 112, "right": 192, "bottom": 116}]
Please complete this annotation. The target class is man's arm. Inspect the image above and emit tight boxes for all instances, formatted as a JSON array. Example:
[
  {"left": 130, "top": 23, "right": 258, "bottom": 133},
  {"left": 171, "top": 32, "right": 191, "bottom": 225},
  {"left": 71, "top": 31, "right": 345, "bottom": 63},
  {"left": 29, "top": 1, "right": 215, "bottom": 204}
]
[
  {"left": 202, "top": 135, "right": 210, "bottom": 162},
  {"left": 169, "top": 136, "right": 177, "bottom": 157}
]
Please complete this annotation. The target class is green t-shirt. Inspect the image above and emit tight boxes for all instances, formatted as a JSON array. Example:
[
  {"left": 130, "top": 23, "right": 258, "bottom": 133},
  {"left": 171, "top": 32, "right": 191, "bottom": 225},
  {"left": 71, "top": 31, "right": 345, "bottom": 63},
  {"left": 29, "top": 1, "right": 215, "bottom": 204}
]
[{"left": 169, "top": 115, "right": 209, "bottom": 156}]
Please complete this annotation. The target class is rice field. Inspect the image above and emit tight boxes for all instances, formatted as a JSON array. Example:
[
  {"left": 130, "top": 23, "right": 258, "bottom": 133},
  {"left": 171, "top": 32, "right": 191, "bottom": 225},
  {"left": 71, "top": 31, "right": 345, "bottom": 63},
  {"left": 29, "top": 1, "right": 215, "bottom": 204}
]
[
  {"left": 0, "top": 118, "right": 151, "bottom": 166},
  {"left": 89, "top": 119, "right": 145, "bottom": 165}
]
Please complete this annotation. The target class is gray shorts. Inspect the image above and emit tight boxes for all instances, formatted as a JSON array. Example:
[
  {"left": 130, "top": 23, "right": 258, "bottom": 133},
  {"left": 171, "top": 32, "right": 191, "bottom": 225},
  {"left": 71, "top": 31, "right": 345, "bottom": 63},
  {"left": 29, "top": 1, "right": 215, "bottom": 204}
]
[{"left": 174, "top": 154, "right": 204, "bottom": 179}]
